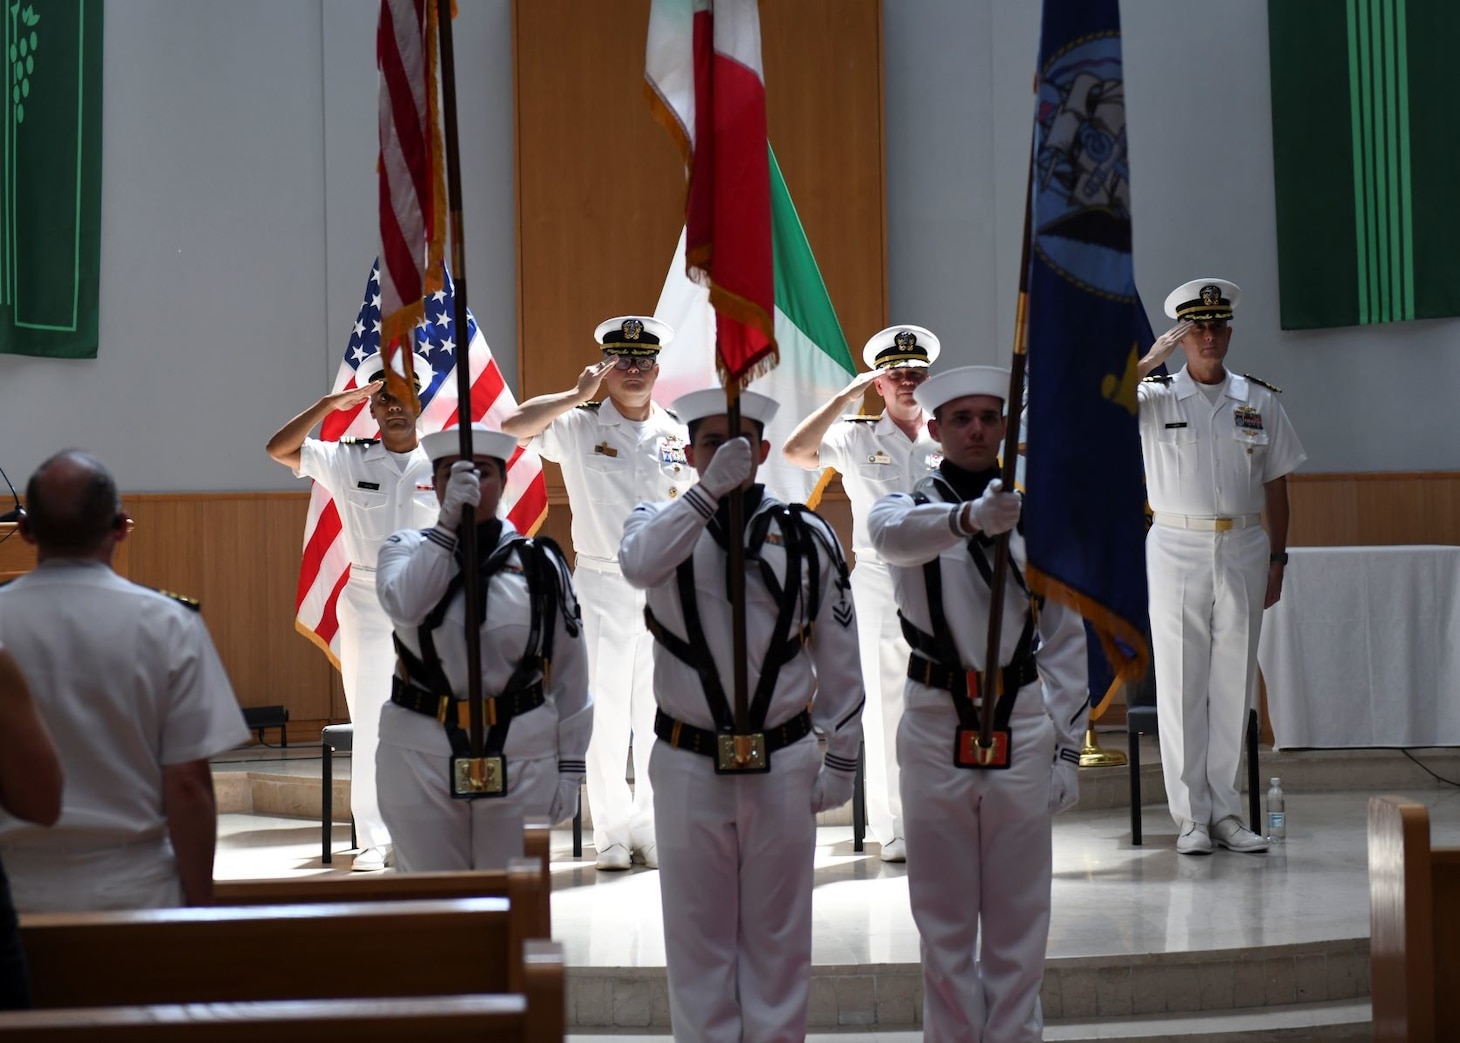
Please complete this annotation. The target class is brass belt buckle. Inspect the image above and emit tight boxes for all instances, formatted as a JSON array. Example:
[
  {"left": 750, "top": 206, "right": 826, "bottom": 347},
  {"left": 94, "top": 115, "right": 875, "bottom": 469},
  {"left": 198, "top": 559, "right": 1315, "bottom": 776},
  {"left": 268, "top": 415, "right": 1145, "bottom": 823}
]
[
  {"left": 715, "top": 733, "right": 770, "bottom": 774},
  {"left": 1214, "top": 517, "right": 1234, "bottom": 532},
  {"left": 450, "top": 754, "right": 508, "bottom": 798}
]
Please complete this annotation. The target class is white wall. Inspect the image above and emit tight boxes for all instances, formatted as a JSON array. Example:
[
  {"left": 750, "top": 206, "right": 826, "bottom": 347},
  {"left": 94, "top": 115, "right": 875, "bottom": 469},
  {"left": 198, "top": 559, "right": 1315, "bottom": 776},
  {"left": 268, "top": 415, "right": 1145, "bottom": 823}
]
[
  {"left": 0, "top": 0, "right": 1452, "bottom": 492},
  {"left": 883, "top": 0, "right": 1460, "bottom": 473}
]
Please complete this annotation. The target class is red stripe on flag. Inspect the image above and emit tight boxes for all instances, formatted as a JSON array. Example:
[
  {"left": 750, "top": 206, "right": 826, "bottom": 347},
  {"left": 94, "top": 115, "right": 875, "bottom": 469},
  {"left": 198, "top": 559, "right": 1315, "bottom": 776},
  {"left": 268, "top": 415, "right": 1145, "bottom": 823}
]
[
  {"left": 296, "top": 498, "right": 343, "bottom": 608},
  {"left": 316, "top": 566, "right": 351, "bottom": 646}
]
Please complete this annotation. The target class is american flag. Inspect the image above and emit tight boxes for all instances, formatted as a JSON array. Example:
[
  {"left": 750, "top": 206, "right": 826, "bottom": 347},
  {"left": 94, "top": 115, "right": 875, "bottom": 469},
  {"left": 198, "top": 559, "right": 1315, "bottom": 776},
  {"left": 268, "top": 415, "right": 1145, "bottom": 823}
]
[
  {"left": 376, "top": 0, "right": 446, "bottom": 381},
  {"left": 294, "top": 260, "right": 549, "bottom": 664}
]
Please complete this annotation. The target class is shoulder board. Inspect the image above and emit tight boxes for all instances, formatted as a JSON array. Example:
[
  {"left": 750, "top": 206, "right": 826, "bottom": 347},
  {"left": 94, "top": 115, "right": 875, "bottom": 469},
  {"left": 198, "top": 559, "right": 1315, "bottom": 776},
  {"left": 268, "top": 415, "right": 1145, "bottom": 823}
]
[
  {"left": 576, "top": 401, "right": 603, "bottom": 412},
  {"left": 1140, "top": 374, "right": 1172, "bottom": 385},
  {"left": 154, "top": 588, "right": 201, "bottom": 612},
  {"left": 340, "top": 437, "right": 380, "bottom": 447},
  {"left": 1243, "top": 373, "right": 1283, "bottom": 394},
  {"left": 844, "top": 414, "right": 880, "bottom": 423},
  {"left": 663, "top": 407, "right": 680, "bottom": 421}
]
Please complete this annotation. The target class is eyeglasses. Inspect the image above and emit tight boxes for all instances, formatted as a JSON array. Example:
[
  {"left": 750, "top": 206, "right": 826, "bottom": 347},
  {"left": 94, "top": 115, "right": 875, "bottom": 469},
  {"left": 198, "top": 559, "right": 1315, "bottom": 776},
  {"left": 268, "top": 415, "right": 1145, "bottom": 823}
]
[
  {"left": 611, "top": 356, "right": 656, "bottom": 372},
  {"left": 882, "top": 368, "right": 929, "bottom": 385}
]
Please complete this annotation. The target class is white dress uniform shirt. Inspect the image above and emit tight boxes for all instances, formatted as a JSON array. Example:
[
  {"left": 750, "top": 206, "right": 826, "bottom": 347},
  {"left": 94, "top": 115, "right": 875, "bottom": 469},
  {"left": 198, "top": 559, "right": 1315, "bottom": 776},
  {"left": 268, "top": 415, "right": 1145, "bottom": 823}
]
[
  {"left": 1137, "top": 368, "right": 1307, "bottom": 831},
  {"left": 620, "top": 487, "right": 865, "bottom": 1043},
  {"left": 0, "top": 561, "right": 250, "bottom": 912},
  {"left": 375, "top": 521, "right": 592, "bottom": 870},
  {"left": 532, "top": 400, "right": 696, "bottom": 858},
  {"left": 817, "top": 412, "right": 940, "bottom": 849},
  {"left": 869, "top": 482, "right": 1088, "bottom": 1042},
  {"left": 296, "top": 437, "right": 438, "bottom": 852}
]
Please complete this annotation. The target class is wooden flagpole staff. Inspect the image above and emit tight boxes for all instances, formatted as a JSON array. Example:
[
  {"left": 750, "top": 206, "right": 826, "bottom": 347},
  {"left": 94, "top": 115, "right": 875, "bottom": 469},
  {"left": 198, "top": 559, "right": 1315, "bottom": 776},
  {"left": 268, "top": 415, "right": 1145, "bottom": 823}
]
[
  {"left": 977, "top": 164, "right": 1035, "bottom": 753},
  {"left": 434, "top": 0, "right": 490, "bottom": 791}
]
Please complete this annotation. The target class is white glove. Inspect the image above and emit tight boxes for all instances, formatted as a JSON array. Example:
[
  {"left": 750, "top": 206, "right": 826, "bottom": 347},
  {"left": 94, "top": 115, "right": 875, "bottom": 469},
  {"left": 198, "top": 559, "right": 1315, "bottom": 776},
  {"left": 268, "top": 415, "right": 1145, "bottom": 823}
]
[
  {"left": 1049, "top": 761, "right": 1079, "bottom": 814},
  {"left": 437, "top": 459, "right": 481, "bottom": 530},
  {"left": 698, "top": 436, "right": 754, "bottom": 499},
  {"left": 547, "top": 775, "right": 583, "bottom": 825},
  {"left": 811, "top": 766, "right": 856, "bottom": 814},
  {"left": 970, "top": 478, "right": 1022, "bottom": 535}
]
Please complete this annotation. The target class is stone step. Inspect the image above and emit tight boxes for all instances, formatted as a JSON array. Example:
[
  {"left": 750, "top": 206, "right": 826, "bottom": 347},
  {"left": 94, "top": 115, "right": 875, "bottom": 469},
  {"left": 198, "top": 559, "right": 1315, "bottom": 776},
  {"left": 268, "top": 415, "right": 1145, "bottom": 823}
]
[
  {"left": 1045, "top": 997, "right": 1371, "bottom": 1042},
  {"left": 565, "top": 937, "right": 1369, "bottom": 1031}
]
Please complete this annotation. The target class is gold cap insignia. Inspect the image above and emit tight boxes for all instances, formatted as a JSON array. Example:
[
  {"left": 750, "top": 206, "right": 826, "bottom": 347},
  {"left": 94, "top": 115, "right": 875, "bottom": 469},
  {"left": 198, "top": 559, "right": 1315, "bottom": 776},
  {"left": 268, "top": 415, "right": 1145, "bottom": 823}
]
[
  {"left": 895, "top": 329, "right": 918, "bottom": 351},
  {"left": 1200, "top": 284, "right": 1222, "bottom": 306},
  {"left": 623, "top": 319, "right": 644, "bottom": 341}
]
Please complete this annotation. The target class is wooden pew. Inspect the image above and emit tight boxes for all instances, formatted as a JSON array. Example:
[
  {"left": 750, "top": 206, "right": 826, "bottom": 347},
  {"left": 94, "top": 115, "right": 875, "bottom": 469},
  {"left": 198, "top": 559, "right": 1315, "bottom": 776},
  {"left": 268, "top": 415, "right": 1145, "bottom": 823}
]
[
  {"left": 20, "top": 897, "right": 530, "bottom": 1005},
  {"left": 1369, "top": 795, "right": 1460, "bottom": 1042},
  {"left": 214, "top": 855, "right": 551, "bottom": 942},
  {"left": 0, "top": 949, "right": 563, "bottom": 1040}
]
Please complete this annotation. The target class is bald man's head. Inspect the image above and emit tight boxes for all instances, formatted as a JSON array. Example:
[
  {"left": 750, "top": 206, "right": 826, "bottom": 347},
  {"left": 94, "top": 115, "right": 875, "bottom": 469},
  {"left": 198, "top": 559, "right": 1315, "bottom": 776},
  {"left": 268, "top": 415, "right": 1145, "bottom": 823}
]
[{"left": 24, "top": 451, "right": 123, "bottom": 557}]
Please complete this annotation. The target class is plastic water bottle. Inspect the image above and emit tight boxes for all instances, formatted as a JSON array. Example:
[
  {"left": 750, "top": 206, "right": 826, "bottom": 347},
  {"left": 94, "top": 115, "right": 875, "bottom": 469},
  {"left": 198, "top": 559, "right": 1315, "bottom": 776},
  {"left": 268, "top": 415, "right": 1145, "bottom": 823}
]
[{"left": 1266, "top": 777, "right": 1286, "bottom": 844}]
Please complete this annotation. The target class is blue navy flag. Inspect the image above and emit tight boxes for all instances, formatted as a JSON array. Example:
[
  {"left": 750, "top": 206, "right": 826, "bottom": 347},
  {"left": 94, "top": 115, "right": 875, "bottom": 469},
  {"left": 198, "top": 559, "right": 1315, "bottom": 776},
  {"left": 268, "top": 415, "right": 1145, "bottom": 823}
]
[{"left": 1022, "top": 0, "right": 1151, "bottom": 704}]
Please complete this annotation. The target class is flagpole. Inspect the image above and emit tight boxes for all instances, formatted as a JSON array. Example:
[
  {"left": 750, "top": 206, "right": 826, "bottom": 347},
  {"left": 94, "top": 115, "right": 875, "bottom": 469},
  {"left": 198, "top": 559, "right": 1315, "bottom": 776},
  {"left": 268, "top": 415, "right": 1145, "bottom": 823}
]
[
  {"left": 725, "top": 383, "right": 752, "bottom": 756},
  {"left": 435, "top": 0, "right": 486, "bottom": 764},
  {"left": 977, "top": 148, "right": 1035, "bottom": 752}
]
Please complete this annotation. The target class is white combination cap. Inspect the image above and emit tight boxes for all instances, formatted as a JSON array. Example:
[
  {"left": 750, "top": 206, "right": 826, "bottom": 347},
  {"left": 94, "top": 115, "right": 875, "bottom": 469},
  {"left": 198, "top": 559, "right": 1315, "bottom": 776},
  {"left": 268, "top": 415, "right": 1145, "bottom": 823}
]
[
  {"left": 594, "top": 315, "right": 674, "bottom": 356},
  {"left": 862, "top": 324, "right": 940, "bottom": 370},
  {"left": 419, "top": 423, "right": 519, "bottom": 466},
  {"left": 1163, "top": 278, "right": 1241, "bottom": 321},
  {"left": 913, "top": 365, "right": 1012, "bottom": 415},
  {"left": 355, "top": 349, "right": 435, "bottom": 392},
  {"left": 670, "top": 387, "right": 780, "bottom": 427}
]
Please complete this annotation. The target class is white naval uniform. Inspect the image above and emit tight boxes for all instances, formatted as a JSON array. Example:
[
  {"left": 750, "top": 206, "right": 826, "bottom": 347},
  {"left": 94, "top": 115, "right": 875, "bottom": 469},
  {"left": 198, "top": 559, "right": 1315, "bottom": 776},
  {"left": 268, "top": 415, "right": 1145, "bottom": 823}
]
[
  {"left": 869, "top": 480, "right": 1088, "bottom": 1043},
  {"left": 621, "top": 485, "right": 865, "bottom": 1043},
  {"left": 533, "top": 400, "right": 695, "bottom": 855},
  {"left": 297, "top": 436, "right": 438, "bottom": 851},
  {"left": 374, "top": 521, "right": 592, "bottom": 871},
  {"left": 1137, "top": 370, "right": 1305, "bottom": 829},
  {"left": 818, "top": 412, "right": 941, "bottom": 846},
  {"left": 0, "top": 562, "right": 250, "bottom": 912}
]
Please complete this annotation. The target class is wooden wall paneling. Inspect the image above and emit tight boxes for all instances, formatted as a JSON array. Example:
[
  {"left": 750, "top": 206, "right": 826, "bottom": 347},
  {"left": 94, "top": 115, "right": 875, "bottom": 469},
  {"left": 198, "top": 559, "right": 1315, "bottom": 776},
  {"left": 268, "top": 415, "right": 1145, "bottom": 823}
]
[
  {"left": 512, "top": 0, "right": 888, "bottom": 509},
  {"left": 1287, "top": 473, "right": 1460, "bottom": 548}
]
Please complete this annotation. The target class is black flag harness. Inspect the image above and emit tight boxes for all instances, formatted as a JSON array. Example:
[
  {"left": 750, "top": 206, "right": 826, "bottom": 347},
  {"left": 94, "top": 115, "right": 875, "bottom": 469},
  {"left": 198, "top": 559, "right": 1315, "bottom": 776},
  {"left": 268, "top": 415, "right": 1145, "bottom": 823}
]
[
  {"left": 645, "top": 502, "right": 854, "bottom": 774},
  {"left": 900, "top": 473, "right": 1042, "bottom": 769},
  {"left": 390, "top": 530, "right": 578, "bottom": 798}
]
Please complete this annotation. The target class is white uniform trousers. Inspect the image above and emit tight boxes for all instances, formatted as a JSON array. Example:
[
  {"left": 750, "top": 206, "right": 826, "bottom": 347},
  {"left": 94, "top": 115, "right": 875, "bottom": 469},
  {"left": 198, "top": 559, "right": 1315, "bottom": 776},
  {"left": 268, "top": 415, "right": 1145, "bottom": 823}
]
[
  {"left": 650, "top": 735, "right": 820, "bottom": 1043},
  {"left": 1146, "top": 524, "right": 1269, "bottom": 828},
  {"left": 900, "top": 687, "right": 1054, "bottom": 1043},
  {"left": 852, "top": 561, "right": 907, "bottom": 845},
  {"left": 577, "top": 566, "right": 657, "bottom": 853},
  {"left": 375, "top": 703, "right": 557, "bottom": 871},
  {"left": 336, "top": 574, "right": 395, "bottom": 850}
]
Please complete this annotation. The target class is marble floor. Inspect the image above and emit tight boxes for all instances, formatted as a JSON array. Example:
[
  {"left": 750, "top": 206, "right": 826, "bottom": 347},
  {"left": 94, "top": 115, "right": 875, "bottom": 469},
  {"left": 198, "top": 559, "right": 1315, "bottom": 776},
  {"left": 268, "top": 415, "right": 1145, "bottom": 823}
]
[{"left": 213, "top": 743, "right": 1459, "bottom": 1038}]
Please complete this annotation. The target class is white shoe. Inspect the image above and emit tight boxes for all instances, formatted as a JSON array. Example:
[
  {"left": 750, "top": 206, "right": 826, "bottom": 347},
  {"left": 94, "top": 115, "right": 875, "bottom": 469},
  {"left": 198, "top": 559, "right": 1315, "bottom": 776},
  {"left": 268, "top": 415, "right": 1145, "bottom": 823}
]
[
  {"left": 638, "top": 843, "right": 658, "bottom": 869},
  {"left": 879, "top": 837, "right": 907, "bottom": 863},
  {"left": 1213, "top": 815, "right": 1269, "bottom": 853},
  {"left": 352, "top": 846, "right": 388, "bottom": 872},
  {"left": 1176, "top": 821, "right": 1213, "bottom": 856},
  {"left": 595, "top": 843, "right": 632, "bottom": 871}
]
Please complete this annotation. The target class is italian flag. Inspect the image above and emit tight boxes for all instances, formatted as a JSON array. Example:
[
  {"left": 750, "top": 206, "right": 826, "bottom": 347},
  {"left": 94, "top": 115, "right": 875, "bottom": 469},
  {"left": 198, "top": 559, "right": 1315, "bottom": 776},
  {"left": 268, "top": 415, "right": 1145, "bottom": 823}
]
[
  {"left": 654, "top": 147, "right": 857, "bottom": 505},
  {"left": 646, "top": 0, "right": 777, "bottom": 386}
]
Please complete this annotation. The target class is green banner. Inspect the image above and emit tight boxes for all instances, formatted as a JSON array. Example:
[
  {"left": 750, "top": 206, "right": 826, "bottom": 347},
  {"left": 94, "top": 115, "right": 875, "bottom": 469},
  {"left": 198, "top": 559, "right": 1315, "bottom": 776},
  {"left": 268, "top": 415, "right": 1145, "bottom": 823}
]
[
  {"left": 0, "top": 0, "right": 101, "bottom": 358},
  {"left": 1269, "top": 0, "right": 1460, "bottom": 330}
]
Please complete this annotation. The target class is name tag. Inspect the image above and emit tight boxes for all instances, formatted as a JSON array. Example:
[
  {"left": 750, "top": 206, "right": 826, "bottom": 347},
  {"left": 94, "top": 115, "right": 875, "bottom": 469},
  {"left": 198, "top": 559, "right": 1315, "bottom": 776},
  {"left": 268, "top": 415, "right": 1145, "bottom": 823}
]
[
  {"left": 867, "top": 450, "right": 892, "bottom": 465},
  {"left": 357, "top": 481, "right": 381, "bottom": 491},
  {"left": 594, "top": 442, "right": 618, "bottom": 458},
  {"left": 1163, "top": 422, "right": 1187, "bottom": 430}
]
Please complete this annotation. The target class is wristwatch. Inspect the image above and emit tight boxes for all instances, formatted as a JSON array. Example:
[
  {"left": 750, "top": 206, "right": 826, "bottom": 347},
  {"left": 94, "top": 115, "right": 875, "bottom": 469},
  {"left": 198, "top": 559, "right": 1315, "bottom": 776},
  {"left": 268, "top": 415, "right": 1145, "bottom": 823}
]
[{"left": 1270, "top": 552, "right": 1289, "bottom": 565}]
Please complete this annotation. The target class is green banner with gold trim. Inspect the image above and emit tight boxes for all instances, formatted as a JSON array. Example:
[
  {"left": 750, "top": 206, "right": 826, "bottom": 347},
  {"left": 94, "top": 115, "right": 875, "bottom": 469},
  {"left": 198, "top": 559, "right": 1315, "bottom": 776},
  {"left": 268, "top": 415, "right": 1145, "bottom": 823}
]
[
  {"left": 0, "top": 0, "right": 101, "bottom": 358},
  {"left": 1269, "top": 0, "right": 1460, "bottom": 329}
]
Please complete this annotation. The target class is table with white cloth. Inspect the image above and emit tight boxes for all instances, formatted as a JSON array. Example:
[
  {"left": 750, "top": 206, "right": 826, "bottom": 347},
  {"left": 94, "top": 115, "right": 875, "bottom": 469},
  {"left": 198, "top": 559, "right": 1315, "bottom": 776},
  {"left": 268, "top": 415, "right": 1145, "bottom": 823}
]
[{"left": 1257, "top": 545, "right": 1460, "bottom": 749}]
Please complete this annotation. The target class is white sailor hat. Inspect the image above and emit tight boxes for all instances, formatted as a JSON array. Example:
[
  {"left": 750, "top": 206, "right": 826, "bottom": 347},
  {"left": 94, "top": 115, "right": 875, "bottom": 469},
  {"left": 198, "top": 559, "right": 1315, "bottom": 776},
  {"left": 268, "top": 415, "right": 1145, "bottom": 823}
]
[
  {"left": 670, "top": 387, "right": 780, "bottom": 427},
  {"left": 419, "top": 423, "right": 520, "bottom": 466},
  {"left": 862, "top": 324, "right": 941, "bottom": 370},
  {"left": 1163, "top": 278, "right": 1241, "bottom": 321},
  {"left": 914, "top": 365, "right": 1012, "bottom": 416},
  {"left": 356, "top": 349, "right": 435, "bottom": 392},
  {"left": 595, "top": 315, "right": 674, "bottom": 357}
]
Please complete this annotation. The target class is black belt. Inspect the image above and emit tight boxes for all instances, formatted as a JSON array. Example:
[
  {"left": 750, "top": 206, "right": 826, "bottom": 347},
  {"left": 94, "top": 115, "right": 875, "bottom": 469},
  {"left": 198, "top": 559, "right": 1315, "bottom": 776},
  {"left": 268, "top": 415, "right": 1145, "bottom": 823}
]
[
  {"left": 390, "top": 675, "right": 544, "bottom": 730},
  {"left": 907, "top": 653, "right": 1040, "bottom": 699},
  {"left": 653, "top": 707, "right": 813, "bottom": 760}
]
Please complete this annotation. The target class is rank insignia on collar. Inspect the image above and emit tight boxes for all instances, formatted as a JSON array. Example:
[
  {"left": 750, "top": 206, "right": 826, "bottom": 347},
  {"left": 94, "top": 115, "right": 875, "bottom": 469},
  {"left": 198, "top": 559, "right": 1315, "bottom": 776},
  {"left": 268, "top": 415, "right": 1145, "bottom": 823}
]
[{"left": 593, "top": 441, "right": 619, "bottom": 457}]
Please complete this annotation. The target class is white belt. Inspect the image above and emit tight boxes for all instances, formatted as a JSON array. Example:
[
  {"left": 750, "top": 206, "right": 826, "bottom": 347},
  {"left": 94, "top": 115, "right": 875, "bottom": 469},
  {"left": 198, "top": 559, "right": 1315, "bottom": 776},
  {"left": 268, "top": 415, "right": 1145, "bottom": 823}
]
[
  {"left": 1153, "top": 512, "right": 1262, "bottom": 532},
  {"left": 572, "top": 555, "right": 622, "bottom": 575}
]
